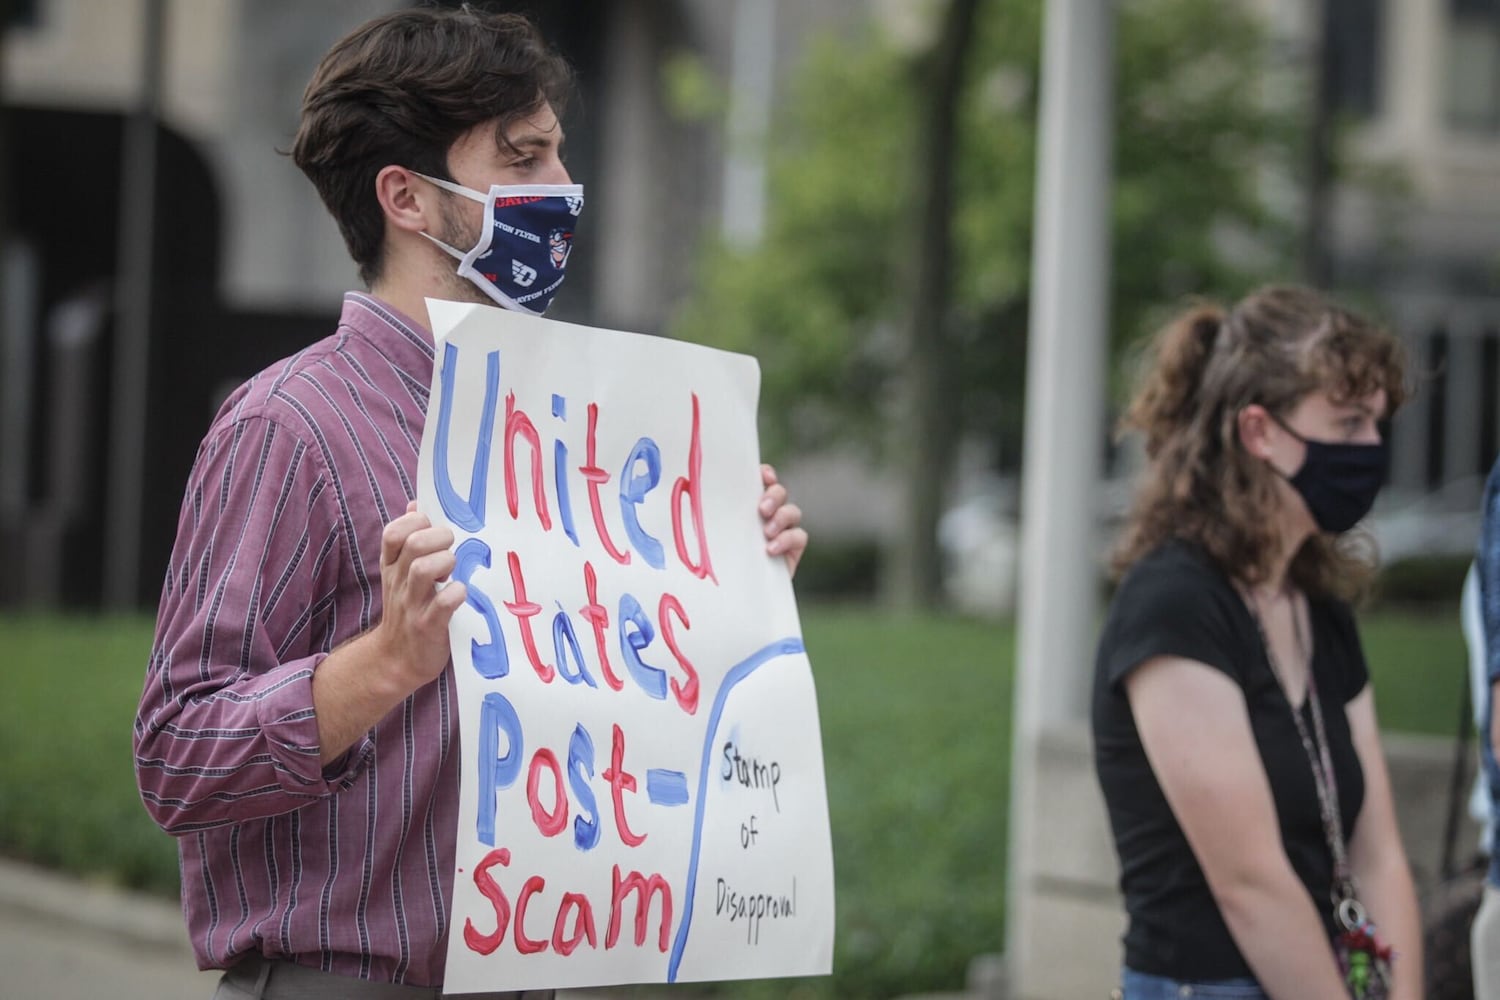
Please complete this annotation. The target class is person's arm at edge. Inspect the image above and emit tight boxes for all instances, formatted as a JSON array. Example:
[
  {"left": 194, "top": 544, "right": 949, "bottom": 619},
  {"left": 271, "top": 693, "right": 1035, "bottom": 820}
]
[
  {"left": 1127, "top": 655, "right": 1349, "bottom": 999},
  {"left": 1491, "top": 677, "right": 1500, "bottom": 787},
  {"left": 1480, "top": 480, "right": 1500, "bottom": 783}
]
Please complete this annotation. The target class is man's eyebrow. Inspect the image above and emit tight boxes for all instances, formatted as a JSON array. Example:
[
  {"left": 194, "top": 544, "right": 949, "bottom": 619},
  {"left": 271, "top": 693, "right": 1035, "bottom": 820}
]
[{"left": 508, "top": 131, "right": 565, "bottom": 152}]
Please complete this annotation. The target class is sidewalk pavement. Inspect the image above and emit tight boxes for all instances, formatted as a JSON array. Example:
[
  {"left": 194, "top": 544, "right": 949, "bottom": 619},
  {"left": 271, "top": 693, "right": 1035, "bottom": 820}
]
[
  {"left": 0, "top": 857, "right": 217, "bottom": 1000},
  {"left": 0, "top": 858, "right": 626, "bottom": 1000},
  {"left": 0, "top": 857, "right": 1006, "bottom": 1000}
]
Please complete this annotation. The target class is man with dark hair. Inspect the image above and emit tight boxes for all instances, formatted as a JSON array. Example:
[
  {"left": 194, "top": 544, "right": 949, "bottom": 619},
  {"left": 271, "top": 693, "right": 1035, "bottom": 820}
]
[{"left": 132, "top": 8, "right": 806, "bottom": 998}]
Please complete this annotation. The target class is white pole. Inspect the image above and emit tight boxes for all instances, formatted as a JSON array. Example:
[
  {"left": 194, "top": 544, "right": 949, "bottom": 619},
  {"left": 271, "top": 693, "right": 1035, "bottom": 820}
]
[
  {"left": 1007, "top": 0, "right": 1115, "bottom": 993},
  {"left": 722, "top": 0, "right": 775, "bottom": 248}
]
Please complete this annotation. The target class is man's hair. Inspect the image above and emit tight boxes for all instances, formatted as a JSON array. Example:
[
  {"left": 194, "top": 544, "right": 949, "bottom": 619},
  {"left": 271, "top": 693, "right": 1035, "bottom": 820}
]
[{"left": 291, "top": 5, "right": 572, "bottom": 286}]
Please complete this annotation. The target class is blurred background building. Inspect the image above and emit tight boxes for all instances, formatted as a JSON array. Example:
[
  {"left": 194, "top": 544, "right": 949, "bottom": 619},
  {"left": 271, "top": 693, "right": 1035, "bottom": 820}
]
[
  {"left": 1293, "top": 0, "right": 1500, "bottom": 559},
  {"left": 0, "top": 0, "right": 863, "bottom": 610},
  {"left": 4, "top": 3, "right": 1500, "bottom": 994},
  {"left": 9, "top": 0, "right": 1500, "bottom": 613}
]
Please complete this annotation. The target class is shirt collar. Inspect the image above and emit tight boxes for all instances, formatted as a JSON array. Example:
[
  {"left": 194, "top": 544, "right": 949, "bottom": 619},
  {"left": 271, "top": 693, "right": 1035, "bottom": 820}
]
[{"left": 338, "top": 291, "right": 436, "bottom": 378}]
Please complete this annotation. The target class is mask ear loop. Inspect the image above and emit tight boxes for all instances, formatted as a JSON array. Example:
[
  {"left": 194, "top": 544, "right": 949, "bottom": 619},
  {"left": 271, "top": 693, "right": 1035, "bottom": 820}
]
[
  {"left": 411, "top": 170, "right": 577, "bottom": 316},
  {"left": 430, "top": 184, "right": 544, "bottom": 315},
  {"left": 418, "top": 231, "right": 468, "bottom": 261},
  {"left": 1265, "top": 409, "right": 1310, "bottom": 446},
  {"left": 412, "top": 170, "right": 489, "bottom": 204},
  {"left": 411, "top": 171, "right": 501, "bottom": 277}
]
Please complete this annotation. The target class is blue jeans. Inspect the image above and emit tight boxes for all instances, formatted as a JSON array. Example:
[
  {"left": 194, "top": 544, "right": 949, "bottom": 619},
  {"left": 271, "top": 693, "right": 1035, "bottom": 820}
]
[{"left": 1121, "top": 967, "right": 1268, "bottom": 999}]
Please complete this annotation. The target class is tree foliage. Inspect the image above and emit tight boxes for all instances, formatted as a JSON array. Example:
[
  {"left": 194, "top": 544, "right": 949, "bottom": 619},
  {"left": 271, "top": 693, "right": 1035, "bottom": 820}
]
[{"left": 672, "top": 0, "right": 1302, "bottom": 470}]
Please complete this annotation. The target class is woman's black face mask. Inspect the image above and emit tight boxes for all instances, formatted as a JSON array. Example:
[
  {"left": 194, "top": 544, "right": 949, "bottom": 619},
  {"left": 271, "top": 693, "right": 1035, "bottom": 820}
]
[{"left": 1271, "top": 415, "right": 1388, "bottom": 534}]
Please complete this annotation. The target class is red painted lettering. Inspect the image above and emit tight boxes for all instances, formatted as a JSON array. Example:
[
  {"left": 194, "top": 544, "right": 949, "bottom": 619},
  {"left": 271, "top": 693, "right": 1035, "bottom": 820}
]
[
  {"left": 552, "top": 892, "right": 598, "bottom": 956},
  {"left": 504, "top": 551, "right": 553, "bottom": 682},
  {"left": 462, "top": 848, "right": 512, "bottom": 955},
  {"left": 607, "top": 866, "right": 673, "bottom": 952},
  {"left": 514, "top": 876, "right": 548, "bottom": 954},
  {"left": 659, "top": 593, "right": 699, "bottom": 715},
  {"left": 504, "top": 393, "right": 552, "bottom": 531},
  {"left": 670, "top": 394, "right": 716, "bottom": 583},
  {"left": 527, "top": 748, "right": 568, "bottom": 837},
  {"left": 581, "top": 561, "right": 624, "bottom": 691},
  {"left": 601, "top": 723, "right": 645, "bottom": 847},
  {"left": 580, "top": 403, "right": 632, "bottom": 565}
]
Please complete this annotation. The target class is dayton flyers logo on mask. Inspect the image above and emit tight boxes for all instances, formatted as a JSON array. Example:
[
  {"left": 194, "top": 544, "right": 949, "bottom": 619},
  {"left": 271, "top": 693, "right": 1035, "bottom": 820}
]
[
  {"left": 564, "top": 195, "right": 583, "bottom": 216},
  {"left": 548, "top": 229, "right": 574, "bottom": 270},
  {"left": 511, "top": 260, "right": 538, "bottom": 287}
]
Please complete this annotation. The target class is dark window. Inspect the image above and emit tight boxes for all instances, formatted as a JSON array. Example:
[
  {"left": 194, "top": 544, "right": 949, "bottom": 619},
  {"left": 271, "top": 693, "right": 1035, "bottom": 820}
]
[
  {"left": 5, "top": 0, "right": 39, "bottom": 30},
  {"left": 1447, "top": 0, "right": 1500, "bottom": 132},
  {"left": 1454, "top": 0, "right": 1500, "bottom": 16},
  {"left": 1327, "top": 0, "right": 1384, "bottom": 117}
]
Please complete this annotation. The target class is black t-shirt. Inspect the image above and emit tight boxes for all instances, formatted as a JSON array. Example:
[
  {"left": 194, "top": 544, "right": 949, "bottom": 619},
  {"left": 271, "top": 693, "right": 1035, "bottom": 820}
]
[{"left": 1091, "top": 539, "right": 1368, "bottom": 980}]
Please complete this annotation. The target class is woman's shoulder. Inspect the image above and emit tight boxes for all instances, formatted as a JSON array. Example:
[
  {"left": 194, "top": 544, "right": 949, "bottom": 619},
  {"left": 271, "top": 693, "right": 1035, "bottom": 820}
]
[
  {"left": 1115, "top": 538, "right": 1235, "bottom": 610},
  {"left": 1100, "top": 538, "right": 1249, "bottom": 688}
]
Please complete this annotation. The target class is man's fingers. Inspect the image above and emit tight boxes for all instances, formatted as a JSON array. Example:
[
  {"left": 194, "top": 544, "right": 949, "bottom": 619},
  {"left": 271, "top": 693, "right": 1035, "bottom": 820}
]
[
  {"left": 769, "top": 525, "right": 807, "bottom": 554},
  {"left": 381, "top": 511, "right": 431, "bottom": 566},
  {"left": 761, "top": 463, "right": 777, "bottom": 487},
  {"left": 431, "top": 579, "right": 468, "bottom": 617},
  {"left": 408, "top": 548, "right": 457, "bottom": 586},
  {"left": 758, "top": 482, "right": 788, "bottom": 517},
  {"left": 770, "top": 526, "right": 808, "bottom": 565},
  {"left": 403, "top": 525, "right": 456, "bottom": 559},
  {"left": 765, "top": 502, "right": 802, "bottom": 537},
  {"left": 384, "top": 522, "right": 454, "bottom": 574}
]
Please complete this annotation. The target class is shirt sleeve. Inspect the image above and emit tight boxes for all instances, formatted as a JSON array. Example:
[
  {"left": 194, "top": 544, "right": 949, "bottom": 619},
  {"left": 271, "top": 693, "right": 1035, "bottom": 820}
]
[
  {"left": 1100, "top": 553, "right": 1244, "bottom": 691},
  {"left": 1320, "top": 599, "right": 1371, "bottom": 705},
  {"left": 133, "top": 412, "right": 375, "bottom": 834},
  {"left": 1480, "top": 473, "right": 1500, "bottom": 685}
]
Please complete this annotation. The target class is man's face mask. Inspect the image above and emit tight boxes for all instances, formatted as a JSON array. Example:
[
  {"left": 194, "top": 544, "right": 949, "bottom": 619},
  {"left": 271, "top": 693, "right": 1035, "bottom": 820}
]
[{"left": 416, "top": 172, "right": 584, "bottom": 316}]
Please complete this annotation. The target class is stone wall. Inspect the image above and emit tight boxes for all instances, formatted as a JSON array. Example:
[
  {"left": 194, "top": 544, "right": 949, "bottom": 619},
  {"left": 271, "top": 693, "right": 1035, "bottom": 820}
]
[{"left": 1012, "top": 723, "right": 1476, "bottom": 999}]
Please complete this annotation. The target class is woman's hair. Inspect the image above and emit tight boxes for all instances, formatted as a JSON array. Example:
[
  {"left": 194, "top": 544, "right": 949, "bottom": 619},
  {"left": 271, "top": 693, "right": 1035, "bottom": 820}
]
[
  {"left": 1113, "top": 285, "right": 1408, "bottom": 600},
  {"left": 290, "top": 5, "right": 573, "bottom": 286}
]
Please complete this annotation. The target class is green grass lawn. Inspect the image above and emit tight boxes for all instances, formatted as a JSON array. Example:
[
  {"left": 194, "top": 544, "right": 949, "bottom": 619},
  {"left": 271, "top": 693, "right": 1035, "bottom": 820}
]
[
  {"left": 1360, "top": 609, "right": 1471, "bottom": 734},
  {"left": 0, "top": 604, "right": 1468, "bottom": 997}
]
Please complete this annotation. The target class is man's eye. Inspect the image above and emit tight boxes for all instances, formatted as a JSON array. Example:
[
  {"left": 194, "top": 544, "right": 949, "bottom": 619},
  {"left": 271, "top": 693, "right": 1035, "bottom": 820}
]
[{"left": 512, "top": 157, "right": 537, "bottom": 170}]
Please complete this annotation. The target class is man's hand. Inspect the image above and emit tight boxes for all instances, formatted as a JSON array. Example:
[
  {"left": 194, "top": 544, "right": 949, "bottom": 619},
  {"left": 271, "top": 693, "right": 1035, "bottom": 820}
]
[
  {"left": 758, "top": 464, "right": 807, "bottom": 578},
  {"left": 371, "top": 501, "right": 467, "bottom": 691}
]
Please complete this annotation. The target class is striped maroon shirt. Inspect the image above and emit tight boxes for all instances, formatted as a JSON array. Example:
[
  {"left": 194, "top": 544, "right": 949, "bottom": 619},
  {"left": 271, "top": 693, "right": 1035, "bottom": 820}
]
[{"left": 135, "top": 292, "right": 464, "bottom": 987}]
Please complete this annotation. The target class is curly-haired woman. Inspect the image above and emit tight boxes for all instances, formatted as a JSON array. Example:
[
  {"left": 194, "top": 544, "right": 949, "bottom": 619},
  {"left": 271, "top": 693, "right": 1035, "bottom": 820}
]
[{"left": 1092, "top": 286, "right": 1423, "bottom": 999}]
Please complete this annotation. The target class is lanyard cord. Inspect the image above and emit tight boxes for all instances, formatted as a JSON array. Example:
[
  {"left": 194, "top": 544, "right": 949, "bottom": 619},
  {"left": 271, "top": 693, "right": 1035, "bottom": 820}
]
[{"left": 1245, "top": 593, "right": 1359, "bottom": 915}]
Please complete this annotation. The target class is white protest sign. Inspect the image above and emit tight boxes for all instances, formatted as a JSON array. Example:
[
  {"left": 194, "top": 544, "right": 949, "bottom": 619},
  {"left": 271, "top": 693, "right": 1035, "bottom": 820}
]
[{"left": 417, "top": 299, "right": 835, "bottom": 994}]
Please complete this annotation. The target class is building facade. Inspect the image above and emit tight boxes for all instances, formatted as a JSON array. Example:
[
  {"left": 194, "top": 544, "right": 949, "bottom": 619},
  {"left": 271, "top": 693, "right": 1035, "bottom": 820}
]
[{"left": 0, "top": 0, "right": 860, "bottom": 608}]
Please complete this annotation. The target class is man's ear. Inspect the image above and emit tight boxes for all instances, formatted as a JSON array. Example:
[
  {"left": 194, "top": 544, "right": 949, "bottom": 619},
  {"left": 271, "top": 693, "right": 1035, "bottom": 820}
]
[
  {"left": 1236, "top": 403, "right": 1275, "bottom": 460},
  {"left": 375, "top": 165, "right": 433, "bottom": 235}
]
